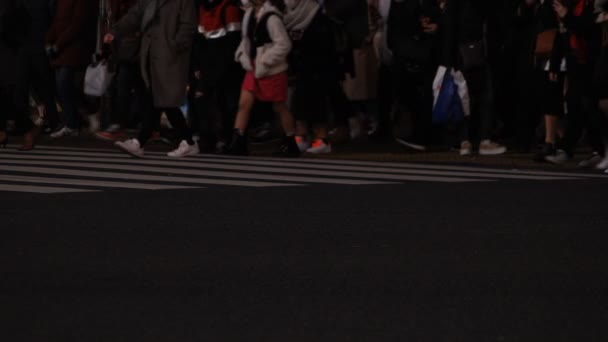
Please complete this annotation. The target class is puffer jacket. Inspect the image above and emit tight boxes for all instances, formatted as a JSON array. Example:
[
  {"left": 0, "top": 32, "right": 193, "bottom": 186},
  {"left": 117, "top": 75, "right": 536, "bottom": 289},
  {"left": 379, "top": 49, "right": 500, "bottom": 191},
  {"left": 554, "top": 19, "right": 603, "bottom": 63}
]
[{"left": 235, "top": 2, "right": 292, "bottom": 79}]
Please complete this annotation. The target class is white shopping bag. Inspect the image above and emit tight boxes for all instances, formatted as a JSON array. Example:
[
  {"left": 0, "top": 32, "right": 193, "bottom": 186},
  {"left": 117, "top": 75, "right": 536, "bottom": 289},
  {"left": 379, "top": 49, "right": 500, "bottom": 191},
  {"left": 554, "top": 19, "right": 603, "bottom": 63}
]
[
  {"left": 432, "top": 65, "right": 448, "bottom": 109},
  {"left": 84, "top": 61, "right": 114, "bottom": 97},
  {"left": 451, "top": 70, "right": 471, "bottom": 117}
]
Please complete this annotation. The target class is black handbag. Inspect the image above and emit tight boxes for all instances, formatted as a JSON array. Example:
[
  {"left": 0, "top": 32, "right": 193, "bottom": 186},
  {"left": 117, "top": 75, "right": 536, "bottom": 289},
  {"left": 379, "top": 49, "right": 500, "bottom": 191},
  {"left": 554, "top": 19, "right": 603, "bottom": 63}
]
[
  {"left": 458, "top": 40, "right": 486, "bottom": 70},
  {"left": 392, "top": 35, "right": 433, "bottom": 65}
]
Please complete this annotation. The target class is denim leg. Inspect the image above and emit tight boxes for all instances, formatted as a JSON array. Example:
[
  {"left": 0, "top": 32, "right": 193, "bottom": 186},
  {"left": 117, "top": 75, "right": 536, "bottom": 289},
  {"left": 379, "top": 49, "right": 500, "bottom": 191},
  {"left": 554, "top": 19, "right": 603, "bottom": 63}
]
[{"left": 56, "top": 67, "right": 78, "bottom": 129}]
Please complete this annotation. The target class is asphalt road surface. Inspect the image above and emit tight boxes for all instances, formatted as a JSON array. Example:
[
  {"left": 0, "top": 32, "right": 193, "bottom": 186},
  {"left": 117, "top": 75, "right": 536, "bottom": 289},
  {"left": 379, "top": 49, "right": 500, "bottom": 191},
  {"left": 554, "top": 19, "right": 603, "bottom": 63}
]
[{"left": 1, "top": 145, "right": 607, "bottom": 341}]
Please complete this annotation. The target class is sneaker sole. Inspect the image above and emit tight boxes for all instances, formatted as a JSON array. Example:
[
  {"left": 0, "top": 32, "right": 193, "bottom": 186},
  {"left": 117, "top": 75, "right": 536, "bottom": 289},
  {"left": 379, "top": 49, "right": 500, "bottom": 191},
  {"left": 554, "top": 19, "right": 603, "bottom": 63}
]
[
  {"left": 95, "top": 134, "right": 125, "bottom": 142},
  {"left": 115, "top": 145, "right": 144, "bottom": 159},
  {"left": 479, "top": 149, "right": 507, "bottom": 156},
  {"left": 167, "top": 151, "right": 200, "bottom": 158},
  {"left": 396, "top": 138, "right": 426, "bottom": 151}
]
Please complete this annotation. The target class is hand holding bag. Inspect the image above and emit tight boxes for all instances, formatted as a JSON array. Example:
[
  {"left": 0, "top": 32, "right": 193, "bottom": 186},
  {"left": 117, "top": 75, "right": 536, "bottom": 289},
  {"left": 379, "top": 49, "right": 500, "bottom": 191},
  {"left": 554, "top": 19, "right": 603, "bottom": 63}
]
[{"left": 84, "top": 61, "right": 114, "bottom": 97}]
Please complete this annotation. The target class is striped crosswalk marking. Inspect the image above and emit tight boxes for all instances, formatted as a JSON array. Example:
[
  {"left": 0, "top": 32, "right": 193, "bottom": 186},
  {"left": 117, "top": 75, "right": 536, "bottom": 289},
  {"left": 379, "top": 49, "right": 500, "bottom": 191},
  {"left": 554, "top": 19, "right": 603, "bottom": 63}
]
[{"left": 0, "top": 146, "right": 602, "bottom": 194}]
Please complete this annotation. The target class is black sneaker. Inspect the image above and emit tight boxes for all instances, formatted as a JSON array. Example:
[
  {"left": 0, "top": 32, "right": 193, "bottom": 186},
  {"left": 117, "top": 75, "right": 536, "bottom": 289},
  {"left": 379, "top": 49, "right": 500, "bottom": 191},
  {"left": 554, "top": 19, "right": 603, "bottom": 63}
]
[
  {"left": 250, "top": 122, "right": 280, "bottom": 145},
  {"left": 273, "top": 135, "right": 300, "bottom": 157},
  {"left": 534, "top": 143, "right": 555, "bottom": 162},
  {"left": 224, "top": 130, "right": 248, "bottom": 156}
]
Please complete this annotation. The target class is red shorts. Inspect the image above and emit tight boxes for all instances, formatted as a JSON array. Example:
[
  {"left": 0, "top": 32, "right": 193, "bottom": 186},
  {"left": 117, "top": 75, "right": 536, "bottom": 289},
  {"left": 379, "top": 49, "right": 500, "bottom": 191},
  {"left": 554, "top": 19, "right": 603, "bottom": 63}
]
[{"left": 241, "top": 70, "right": 288, "bottom": 102}]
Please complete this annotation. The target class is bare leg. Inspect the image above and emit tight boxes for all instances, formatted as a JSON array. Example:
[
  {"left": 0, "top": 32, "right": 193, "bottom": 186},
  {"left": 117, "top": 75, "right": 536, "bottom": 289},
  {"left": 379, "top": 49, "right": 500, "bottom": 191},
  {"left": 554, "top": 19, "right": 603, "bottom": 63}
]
[
  {"left": 234, "top": 90, "right": 255, "bottom": 133},
  {"left": 314, "top": 125, "right": 328, "bottom": 140},
  {"left": 273, "top": 101, "right": 295, "bottom": 135},
  {"left": 545, "top": 115, "right": 558, "bottom": 144}
]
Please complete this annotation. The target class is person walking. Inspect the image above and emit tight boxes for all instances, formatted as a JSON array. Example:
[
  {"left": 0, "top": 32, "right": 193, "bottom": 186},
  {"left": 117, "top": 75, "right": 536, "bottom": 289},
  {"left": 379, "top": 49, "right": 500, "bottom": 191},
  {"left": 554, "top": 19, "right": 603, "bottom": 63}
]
[
  {"left": 442, "top": 0, "right": 508, "bottom": 156},
  {"left": 46, "top": 0, "right": 99, "bottom": 138},
  {"left": 12, "top": 0, "right": 59, "bottom": 150},
  {"left": 223, "top": 0, "right": 299, "bottom": 157},
  {"left": 105, "top": 0, "right": 200, "bottom": 158}
]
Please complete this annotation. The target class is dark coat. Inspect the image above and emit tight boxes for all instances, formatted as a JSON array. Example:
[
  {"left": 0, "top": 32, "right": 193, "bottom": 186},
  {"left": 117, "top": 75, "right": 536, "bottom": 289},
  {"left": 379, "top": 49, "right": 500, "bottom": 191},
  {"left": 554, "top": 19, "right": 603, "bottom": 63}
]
[
  {"left": 441, "top": 0, "right": 507, "bottom": 68},
  {"left": 22, "top": 0, "right": 54, "bottom": 53},
  {"left": 0, "top": 0, "right": 19, "bottom": 86},
  {"left": 46, "top": 0, "right": 98, "bottom": 67},
  {"left": 386, "top": 0, "right": 441, "bottom": 66},
  {"left": 112, "top": 0, "right": 197, "bottom": 108},
  {"left": 324, "top": 0, "right": 369, "bottom": 48}
]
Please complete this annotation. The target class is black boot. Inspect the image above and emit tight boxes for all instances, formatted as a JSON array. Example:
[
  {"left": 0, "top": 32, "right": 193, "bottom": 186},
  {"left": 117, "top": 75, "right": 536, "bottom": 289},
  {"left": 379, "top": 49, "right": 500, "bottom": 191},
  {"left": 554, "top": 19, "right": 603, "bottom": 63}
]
[
  {"left": 273, "top": 135, "right": 300, "bottom": 157},
  {"left": 224, "top": 129, "right": 248, "bottom": 156}
]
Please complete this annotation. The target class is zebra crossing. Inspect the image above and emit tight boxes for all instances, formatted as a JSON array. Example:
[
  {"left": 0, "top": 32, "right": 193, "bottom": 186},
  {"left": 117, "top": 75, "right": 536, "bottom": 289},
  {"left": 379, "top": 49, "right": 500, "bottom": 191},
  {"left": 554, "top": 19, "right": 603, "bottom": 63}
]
[{"left": 0, "top": 145, "right": 604, "bottom": 194}]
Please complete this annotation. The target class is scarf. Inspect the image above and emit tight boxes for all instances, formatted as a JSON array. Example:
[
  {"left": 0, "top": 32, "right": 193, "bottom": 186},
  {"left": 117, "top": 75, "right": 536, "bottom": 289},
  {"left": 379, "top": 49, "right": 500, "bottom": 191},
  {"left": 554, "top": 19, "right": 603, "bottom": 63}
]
[{"left": 284, "top": 0, "right": 320, "bottom": 31}]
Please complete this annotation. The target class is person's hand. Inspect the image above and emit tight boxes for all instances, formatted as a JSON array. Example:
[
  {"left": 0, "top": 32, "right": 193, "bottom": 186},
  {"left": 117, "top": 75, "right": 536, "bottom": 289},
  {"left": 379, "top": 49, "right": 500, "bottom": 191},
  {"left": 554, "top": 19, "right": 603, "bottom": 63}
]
[
  {"left": 423, "top": 22, "right": 439, "bottom": 33},
  {"left": 104, "top": 33, "right": 115, "bottom": 44},
  {"left": 194, "top": 70, "right": 201, "bottom": 80},
  {"left": 549, "top": 72, "right": 558, "bottom": 82},
  {"left": 420, "top": 17, "right": 438, "bottom": 33},
  {"left": 553, "top": 0, "right": 568, "bottom": 19}
]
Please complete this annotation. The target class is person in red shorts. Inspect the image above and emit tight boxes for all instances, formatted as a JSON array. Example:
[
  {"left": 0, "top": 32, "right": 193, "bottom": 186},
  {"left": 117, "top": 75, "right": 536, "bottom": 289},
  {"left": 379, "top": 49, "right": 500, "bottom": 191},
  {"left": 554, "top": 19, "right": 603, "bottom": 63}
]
[{"left": 224, "top": 0, "right": 299, "bottom": 156}]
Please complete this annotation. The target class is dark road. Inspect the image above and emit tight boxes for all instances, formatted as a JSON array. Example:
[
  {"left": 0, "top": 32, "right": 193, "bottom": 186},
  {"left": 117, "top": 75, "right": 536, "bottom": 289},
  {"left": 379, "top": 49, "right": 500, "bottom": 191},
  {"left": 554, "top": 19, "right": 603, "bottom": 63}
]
[{"left": 1, "top": 146, "right": 607, "bottom": 341}]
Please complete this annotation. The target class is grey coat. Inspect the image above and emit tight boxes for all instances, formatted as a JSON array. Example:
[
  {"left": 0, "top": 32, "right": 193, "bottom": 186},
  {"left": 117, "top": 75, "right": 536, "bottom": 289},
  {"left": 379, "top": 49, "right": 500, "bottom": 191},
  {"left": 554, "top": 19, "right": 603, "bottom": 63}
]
[{"left": 112, "top": 0, "right": 197, "bottom": 108}]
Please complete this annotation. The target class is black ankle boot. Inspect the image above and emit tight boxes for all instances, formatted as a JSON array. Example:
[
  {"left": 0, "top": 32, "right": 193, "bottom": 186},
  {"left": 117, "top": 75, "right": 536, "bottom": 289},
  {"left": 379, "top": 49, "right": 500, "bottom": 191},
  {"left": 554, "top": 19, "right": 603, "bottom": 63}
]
[
  {"left": 273, "top": 135, "right": 300, "bottom": 157},
  {"left": 224, "top": 129, "right": 248, "bottom": 156}
]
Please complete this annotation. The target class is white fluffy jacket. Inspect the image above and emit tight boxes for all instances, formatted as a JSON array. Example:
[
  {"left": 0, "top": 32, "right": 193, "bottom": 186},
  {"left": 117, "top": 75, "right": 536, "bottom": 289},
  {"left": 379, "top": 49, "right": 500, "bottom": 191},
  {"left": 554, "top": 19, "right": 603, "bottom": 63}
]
[{"left": 235, "top": 2, "right": 292, "bottom": 79}]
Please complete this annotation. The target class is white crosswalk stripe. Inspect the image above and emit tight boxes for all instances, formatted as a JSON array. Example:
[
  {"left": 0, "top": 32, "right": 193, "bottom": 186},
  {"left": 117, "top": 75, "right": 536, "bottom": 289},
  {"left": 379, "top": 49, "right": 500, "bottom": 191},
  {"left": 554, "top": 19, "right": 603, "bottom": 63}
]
[{"left": 0, "top": 146, "right": 600, "bottom": 194}]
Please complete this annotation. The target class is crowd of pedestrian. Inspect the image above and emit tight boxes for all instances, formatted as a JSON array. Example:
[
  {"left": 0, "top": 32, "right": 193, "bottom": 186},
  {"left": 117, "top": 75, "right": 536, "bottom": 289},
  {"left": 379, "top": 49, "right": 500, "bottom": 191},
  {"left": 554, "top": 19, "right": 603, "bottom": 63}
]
[{"left": 1, "top": 0, "right": 608, "bottom": 170}]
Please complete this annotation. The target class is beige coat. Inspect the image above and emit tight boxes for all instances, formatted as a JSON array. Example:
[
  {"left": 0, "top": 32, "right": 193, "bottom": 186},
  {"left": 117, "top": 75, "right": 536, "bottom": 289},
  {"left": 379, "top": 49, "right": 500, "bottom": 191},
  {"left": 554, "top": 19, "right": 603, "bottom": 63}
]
[
  {"left": 112, "top": 0, "right": 196, "bottom": 108},
  {"left": 235, "top": 2, "right": 292, "bottom": 79},
  {"left": 343, "top": 7, "right": 379, "bottom": 101}
]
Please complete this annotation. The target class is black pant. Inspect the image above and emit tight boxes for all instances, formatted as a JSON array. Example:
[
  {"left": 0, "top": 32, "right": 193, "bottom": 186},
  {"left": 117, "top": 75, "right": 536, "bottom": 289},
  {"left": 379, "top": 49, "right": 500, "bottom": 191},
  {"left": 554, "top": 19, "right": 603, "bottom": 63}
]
[
  {"left": 138, "top": 102, "right": 192, "bottom": 146},
  {"left": 561, "top": 60, "right": 606, "bottom": 156},
  {"left": 14, "top": 49, "right": 58, "bottom": 132},
  {"left": 376, "top": 63, "right": 393, "bottom": 134},
  {"left": 109, "top": 62, "right": 148, "bottom": 129},
  {"left": 394, "top": 62, "right": 434, "bottom": 145},
  {"left": 192, "top": 80, "right": 240, "bottom": 144},
  {"left": 461, "top": 66, "right": 495, "bottom": 142},
  {"left": 0, "top": 86, "right": 17, "bottom": 132},
  {"left": 328, "top": 82, "right": 354, "bottom": 127}
]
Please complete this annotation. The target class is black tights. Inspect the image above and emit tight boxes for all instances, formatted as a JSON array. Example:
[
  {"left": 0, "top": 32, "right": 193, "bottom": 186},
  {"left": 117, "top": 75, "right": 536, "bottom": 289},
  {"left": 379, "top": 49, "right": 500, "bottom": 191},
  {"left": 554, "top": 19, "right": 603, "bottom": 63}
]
[{"left": 138, "top": 107, "right": 193, "bottom": 146}]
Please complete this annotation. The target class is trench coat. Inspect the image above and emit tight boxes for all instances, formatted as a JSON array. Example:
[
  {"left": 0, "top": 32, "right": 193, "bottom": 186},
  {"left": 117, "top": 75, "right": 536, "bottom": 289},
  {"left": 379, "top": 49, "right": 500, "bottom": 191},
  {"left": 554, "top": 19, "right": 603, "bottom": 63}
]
[{"left": 112, "top": 0, "right": 197, "bottom": 108}]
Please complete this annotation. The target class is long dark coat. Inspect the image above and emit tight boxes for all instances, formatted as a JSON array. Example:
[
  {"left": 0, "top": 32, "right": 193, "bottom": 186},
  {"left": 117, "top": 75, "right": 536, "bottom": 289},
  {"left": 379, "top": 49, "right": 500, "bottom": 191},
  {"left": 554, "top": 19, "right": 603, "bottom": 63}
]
[
  {"left": 45, "top": 0, "right": 98, "bottom": 67},
  {"left": 0, "top": 0, "right": 19, "bottom": 86},
  {"left": 112, "top": 0, "right": 197, "bottom": 108}
]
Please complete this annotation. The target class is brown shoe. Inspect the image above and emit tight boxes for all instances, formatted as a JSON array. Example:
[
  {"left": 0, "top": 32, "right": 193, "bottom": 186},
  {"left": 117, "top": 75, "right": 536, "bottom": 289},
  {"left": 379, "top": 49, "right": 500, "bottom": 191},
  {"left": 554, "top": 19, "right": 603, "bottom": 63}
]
[{"left": 18, "top": 129, "right": 38, "bottom": 151}]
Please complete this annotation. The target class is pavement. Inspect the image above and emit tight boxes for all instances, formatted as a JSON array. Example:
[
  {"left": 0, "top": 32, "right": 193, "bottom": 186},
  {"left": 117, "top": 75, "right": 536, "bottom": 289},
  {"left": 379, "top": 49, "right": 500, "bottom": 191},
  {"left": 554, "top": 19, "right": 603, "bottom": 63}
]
[{"left": 1, "top": 135, "right": 607, "bottom": 341}]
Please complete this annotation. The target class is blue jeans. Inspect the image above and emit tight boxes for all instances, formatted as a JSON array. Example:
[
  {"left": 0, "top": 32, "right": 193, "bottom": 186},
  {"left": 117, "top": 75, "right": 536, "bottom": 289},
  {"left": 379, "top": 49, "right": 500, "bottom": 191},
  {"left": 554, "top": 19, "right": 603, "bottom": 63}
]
[{"left": 56, "top": 67, "right": 78, "bottom": 129}]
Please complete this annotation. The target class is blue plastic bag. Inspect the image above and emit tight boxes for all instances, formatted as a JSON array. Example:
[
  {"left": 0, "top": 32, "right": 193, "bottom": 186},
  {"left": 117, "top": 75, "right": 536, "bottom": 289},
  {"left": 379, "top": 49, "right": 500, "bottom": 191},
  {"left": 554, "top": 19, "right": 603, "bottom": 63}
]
[{"left": 432, "top": 71, "right": 464, "bottom": 124}]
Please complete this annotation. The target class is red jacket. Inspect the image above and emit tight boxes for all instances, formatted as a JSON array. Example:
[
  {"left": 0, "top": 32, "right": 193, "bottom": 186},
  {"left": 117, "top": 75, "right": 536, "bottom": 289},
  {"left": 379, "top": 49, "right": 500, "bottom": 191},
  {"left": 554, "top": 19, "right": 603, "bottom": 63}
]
[
  {"left": 46, "top": 0, "right": 99, "bottom": 67},
  {"left": 199, "top": 0, "right": 242, "bottom": 39}
]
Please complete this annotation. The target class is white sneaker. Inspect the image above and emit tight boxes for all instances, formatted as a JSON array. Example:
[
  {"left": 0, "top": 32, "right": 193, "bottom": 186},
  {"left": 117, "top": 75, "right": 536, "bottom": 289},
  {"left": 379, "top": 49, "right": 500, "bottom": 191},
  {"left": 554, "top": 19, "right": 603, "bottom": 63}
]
[
  {"left": 115, "top": 139, "right": 144, "bottom": 158},
  {"left": 578, "top": 153, "right": 602, "bottom": 168},
  {"left": 88, "top": 114, "right": 100, "bottom": 132},
  {"left": 460, "top": 141, "right": 473, "bottom": 156},
  {"left": 295, "top": 136, "right": 311, "bottom": 152},
  {"left": 50, "top": 126, "right": 79, "bottom": 138},
  {"left": 167, "top": 140, "right": 200, "bottom": 158},
  {"left": 396, "top": 137, "right": 427, "bottom": 151},
  {"left": 479, "top": 140, "right": 507, "bottom": 156},
  {"left": 306, "top": 139, "right": 332, "bottom": 154},
  {"left": 596, "top": 156, "right": 608, "bottom": 170},
  {"left": 545, "top": 149, "right": 569, "bottom": 165}
]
